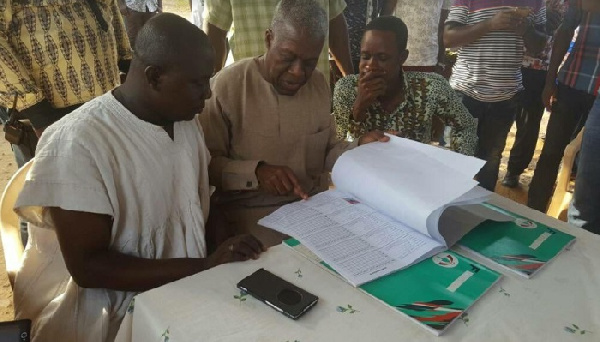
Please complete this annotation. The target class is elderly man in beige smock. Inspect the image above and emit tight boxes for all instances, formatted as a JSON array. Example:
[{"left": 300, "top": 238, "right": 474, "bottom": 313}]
[{"left": 200, "top": 0, "right": 387, "bottom": 247}]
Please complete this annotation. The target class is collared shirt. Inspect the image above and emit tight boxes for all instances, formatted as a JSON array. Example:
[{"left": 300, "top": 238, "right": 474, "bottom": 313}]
[
  {"left": 0, "top": 0, "right": 132, "bottom": 111},
  {"left": 203, "top": 0, "right": 346, "bottom": 83},
  {"left": 344, "top": 0, "right": 385, "bottom": 61},
  {"left": 200, "top": 57, "right": 356, "bottom": 207},
  {"left": 522, "top": 0, "right": 567, "bottom": 71},
  {"left": 394, "top": 0, "right": 451, "bottom": 67},
  {"left": 447, "top": 0, "right": 546, "bottom": 102},
  {"left": 558, "top": 0, "right": 600, "bottom": 95},
  {"left": 332, "top": 72, "right": 478, "bottom": 156}
]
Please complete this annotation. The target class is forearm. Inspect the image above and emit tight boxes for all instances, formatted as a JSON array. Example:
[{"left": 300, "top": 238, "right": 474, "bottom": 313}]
[
  {"left": 381, "top": 0, "right": 397, "bottom": 16},
  {"left": 205, "top": 22, "right": 228, "bottom": 72},
  {"left": 210, "top": 156, "right": 261, "bottom": 191},
  {"left": 74, "top": 250, "right": 208, "bottom": 292},
  {"left": 352, "top": 100, "right": 368, "bottom": 122},
  {"left": 199, "top": 96, "right": 260, "bottom": 191},
  {"left": 545, "top": 25, "right": 575, "bottom": 82},
  {"left": 523, "top": 26, "right": 547, "bottom": 55},
  {"left": 444, "top": 21, "right": 492, "bottom": 48},
  {"left": 329, "top": 14, "right": 354, "bottom": 76}
]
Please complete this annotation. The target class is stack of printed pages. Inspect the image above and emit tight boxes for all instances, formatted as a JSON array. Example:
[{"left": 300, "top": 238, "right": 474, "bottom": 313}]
[{"left": 259, "top": 135, "right": 575, "bottom": 335}]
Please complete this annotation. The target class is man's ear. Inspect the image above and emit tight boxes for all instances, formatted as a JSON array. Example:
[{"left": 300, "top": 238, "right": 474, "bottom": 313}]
[
  {"left": 264, "top": 29, "right": 273, "bottom": 50},
  {"left": 144, "top": 65, "right": 162, "bottom": 91},
  {"left": 399, "top": 49, "right": 409, "bottom": 65}
]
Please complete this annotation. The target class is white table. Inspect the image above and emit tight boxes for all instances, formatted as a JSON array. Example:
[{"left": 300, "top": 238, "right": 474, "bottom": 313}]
[{"left": 116, "top": 195, "right": 600, "bottom": 342}]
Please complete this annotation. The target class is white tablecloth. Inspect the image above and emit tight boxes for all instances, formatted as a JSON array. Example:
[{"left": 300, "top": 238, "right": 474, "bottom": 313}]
[{"left": 115, "top": 195, "right": 600, "bottom": 342}]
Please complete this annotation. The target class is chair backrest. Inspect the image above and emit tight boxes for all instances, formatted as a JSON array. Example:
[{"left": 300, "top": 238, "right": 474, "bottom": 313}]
[
  {"left": 0, "top": 161, "right": 33, "bottom": 287},
  {"left": 547, "top": 127, "right": 585, "bottom": 218}
]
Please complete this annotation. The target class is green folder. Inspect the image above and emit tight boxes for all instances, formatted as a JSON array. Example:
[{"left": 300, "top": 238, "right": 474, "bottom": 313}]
[
  {"left": 458, "top": 204, "right": 576, "bottom": 278},
  {"left": 285, "top": 239, "right": 501, "bottom": 336}
]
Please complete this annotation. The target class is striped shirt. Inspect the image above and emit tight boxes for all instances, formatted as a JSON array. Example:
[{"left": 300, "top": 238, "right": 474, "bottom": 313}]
[
  {"left": 522, "top": 0, "right": 567, "bottom": 71},
  {"left": 447, "top": 0, "right": 546, "bottom": 102},
  {"left": 557, "top": 0, "right": 600, "bottom": 96}
]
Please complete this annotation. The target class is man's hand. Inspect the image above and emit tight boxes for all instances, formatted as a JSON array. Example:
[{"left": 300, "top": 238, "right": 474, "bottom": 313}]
[
  {"left": 358, "top": 130, "right": 391, "bottom": 145},
  {"left": 487, "top": 10, "right": 522, "bottom": 31},
  {"left": 542, "top": 81, "right": 557, "bottom": 110},
  {"left": 255, "top": 163, "right": 308, "bottom": 199},
  {"left": 354, "top": 68, "right": 387, "bottom": 121},
  {"left": 205, "top": 234, "right": 266, "bottom": 268}
]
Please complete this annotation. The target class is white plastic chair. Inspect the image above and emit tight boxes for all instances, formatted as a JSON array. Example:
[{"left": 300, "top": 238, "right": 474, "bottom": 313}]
[
  {"left": 547, "top": 128, "right": 584, "bottom": 218},
  {"left": 0, "top": 161, "right": 33, "bottom": 287}
]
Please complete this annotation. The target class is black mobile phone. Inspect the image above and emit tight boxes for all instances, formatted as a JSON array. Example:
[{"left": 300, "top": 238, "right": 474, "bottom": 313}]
[
  {"left": 0, "top": 319, "right": 31, "bottom": 342},
  {"left": 237, "top": 268, "right": 319, "bottom": 320}
]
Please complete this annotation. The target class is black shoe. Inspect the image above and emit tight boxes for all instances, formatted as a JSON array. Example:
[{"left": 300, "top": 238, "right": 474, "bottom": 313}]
[{"left": 502, "top": 173, "right": 519, "bottom": 188}]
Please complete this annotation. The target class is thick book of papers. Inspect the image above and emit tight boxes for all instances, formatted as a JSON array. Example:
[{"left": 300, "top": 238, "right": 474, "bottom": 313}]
[
  {"left": 458, "top": 204, "right": 576, "bottom": 278},
  {"left": 259, "top": 135, "right": 505, "bottom": 286},
  {"left": 284, "top": 239, "right": 501, "bottom": 336}
]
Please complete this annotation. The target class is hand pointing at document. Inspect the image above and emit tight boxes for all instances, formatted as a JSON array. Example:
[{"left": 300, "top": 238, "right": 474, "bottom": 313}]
[{"left": 255, "top": 163, "right": 309, "bottom": 200}]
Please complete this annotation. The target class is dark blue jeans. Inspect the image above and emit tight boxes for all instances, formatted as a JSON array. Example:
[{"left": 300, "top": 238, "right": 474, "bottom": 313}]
[
  {"left": 569, "top": 97, "right": 600, "bottom": 233},
  {"left": 507, "top": 68, "right": 547, "bottom": 175},
  {"left": 457, "top": 92, "right": 519, "bottom": 191},
  {"left": 528, "top": 83, "right": 595, "bottom": 212}
]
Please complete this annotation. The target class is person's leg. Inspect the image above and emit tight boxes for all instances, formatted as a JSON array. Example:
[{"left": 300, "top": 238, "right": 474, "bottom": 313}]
[
  {"left": 459, "top": 92, "right": 515, "bottom": 191},
  {"left": 503, "top": 69, "right": 546, "bottom": 187},
  {"left": 474, "top": 97, "right": 518, "bottom": 191},
  {"left": 527, "top": 84, "right": 595, "bottom": 212},
  {"left": 457, "top": 91, "right": 484, "bottom": 138},
  {"left": 568, "top": 97, "right": 600, "bottom": 233},
  {"left": 503, "top": 90, "right": 527, "bottom": 188},
  {"left": 457, "top": 91, "right": 489, "bottom": 176}
]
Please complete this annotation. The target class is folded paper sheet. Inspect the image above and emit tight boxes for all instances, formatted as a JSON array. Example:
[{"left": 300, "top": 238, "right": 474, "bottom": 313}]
[{"left": 259, "top": 137, "right": 503, "bottom": 286}]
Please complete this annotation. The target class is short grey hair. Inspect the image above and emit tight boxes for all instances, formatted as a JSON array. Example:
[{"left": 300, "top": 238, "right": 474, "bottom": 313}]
[{"left": 271, "top": 0, "right": 328, "bottom": 41}]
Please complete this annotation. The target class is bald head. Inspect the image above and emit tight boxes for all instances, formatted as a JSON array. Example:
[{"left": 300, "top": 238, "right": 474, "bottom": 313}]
[
  {"left": 270, "top": 0, "right": 328, "bottom": 42},
  {"left": 118, "top": 13, "right": 214, "bottom": 125},
  {"left": 134, "top": 13, "right": 213, "bottom": 69}
]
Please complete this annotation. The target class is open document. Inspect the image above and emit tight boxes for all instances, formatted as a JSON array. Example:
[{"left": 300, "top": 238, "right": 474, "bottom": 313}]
[{"left": 259, "top": 135, "right": 509, "bottom": 286}]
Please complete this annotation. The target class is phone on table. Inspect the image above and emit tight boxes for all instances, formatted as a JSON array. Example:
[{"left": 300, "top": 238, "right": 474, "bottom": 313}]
[
  {"left": 0, "top": 319, "right": 31, "bottom": 342},
  {"left": 237, "top": 268, "right": 319, "bottom": 320}
]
